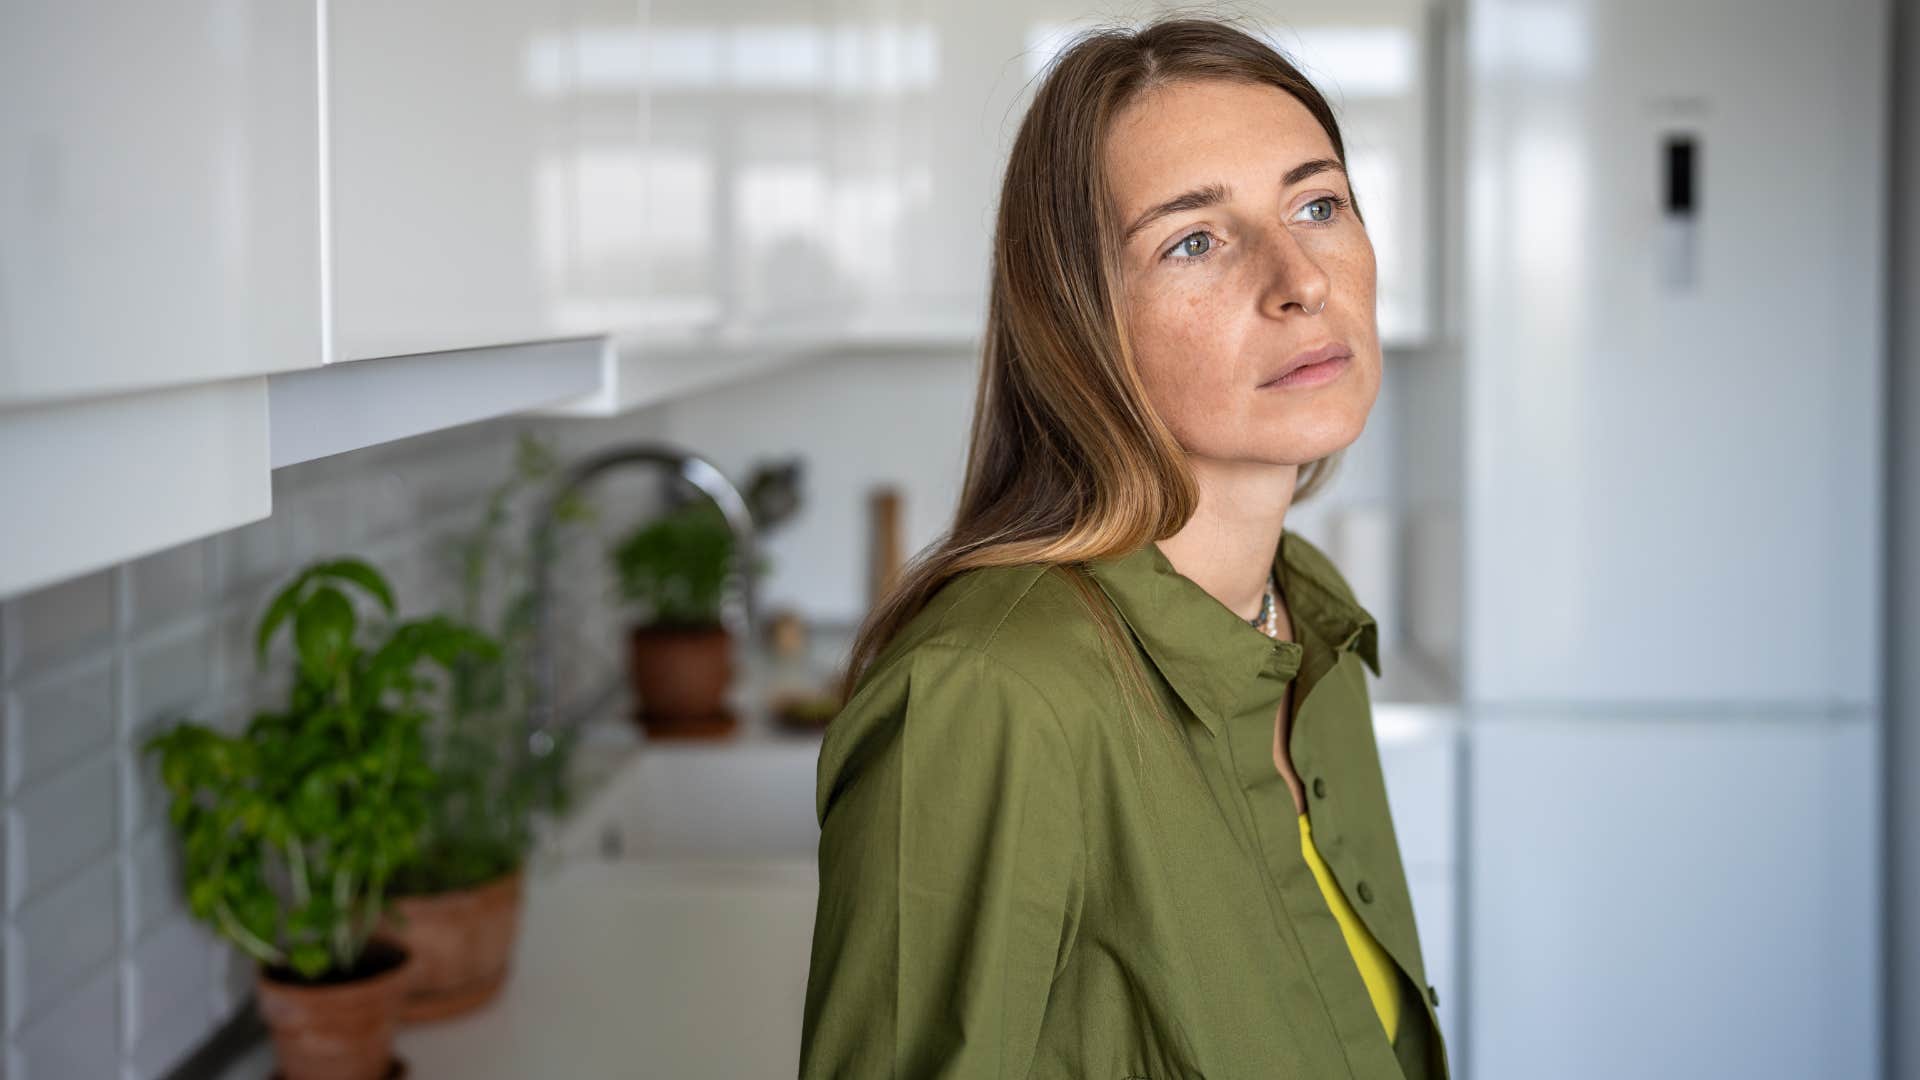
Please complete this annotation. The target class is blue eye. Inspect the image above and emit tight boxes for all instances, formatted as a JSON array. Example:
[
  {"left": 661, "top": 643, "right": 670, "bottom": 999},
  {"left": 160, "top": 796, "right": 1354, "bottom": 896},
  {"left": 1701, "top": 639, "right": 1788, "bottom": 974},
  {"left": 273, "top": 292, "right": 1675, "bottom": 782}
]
[
  {"left": 1159, "top": 228, "right": 1221, "bottom": 265},
  {"left": 1164, "top": 230, "right": 1217, "bottom": 263},
  {"left": 1301, "top": 194, "right": 1351, "bottom": 224}
]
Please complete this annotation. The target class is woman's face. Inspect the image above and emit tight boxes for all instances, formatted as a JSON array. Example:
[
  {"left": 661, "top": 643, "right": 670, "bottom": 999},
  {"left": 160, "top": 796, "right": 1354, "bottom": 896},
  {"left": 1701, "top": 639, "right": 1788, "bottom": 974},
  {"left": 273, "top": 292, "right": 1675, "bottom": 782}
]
[{"left": 1104, "top": 78, "right": 1381, "bottom": 468}]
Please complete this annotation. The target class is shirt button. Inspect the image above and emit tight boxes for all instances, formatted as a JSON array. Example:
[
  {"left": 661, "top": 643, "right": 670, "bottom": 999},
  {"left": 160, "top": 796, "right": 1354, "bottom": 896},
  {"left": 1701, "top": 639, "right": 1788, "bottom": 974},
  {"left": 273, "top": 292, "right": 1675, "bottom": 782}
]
[
  {"left": 1311, "top": 776, "right": 1327, "bottom": 798},
  {"left": 1357, "top": 881, "right": 1374, "bottom": 903},
  {"left": 1427, "top": 984, "right": 1440, "bottom": 1007}
]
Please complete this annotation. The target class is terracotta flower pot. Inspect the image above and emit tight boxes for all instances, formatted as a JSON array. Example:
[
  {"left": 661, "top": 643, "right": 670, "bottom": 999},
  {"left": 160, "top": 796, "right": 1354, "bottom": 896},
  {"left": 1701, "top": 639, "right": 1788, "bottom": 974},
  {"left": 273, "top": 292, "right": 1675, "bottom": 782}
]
[
  {"left": 378, "top": 868, "right": 526, "bottom": 1023},
  {"left": 626, "top": 622, "right": 737, "bottom": 737},
  {"left": 255, "top": 938, "right": 410, "bottom": 1080}
]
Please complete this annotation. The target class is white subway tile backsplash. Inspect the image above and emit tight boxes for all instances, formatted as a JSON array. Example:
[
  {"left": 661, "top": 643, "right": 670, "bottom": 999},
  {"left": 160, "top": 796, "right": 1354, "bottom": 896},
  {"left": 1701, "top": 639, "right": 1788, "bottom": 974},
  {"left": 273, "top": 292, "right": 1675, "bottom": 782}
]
[
  {"left": 7, "top": 754, "right": 117, "bottom": 912},
  {"left": 126, "top": 987, "right": 215, "bottom": 1080},
  {"left": 215, "top": 581, "right": 282, "bottom": 720},
  {"left": 127, "top": 621, "right": 216, "bottom": 736},
  {"left": 210, "top": 939, "right": 253, "bottom": 1019},
  {"left": 126, "top": 827, "right": 184, "bottom": 943},
  {"left": 284, "top": 481, "right": 366, "bottom": 566},
  {"left": 4, "top": 570, "right": 116, "bottom": 681},
  {"left": 407, "top": 431, "right": 516, "bottom": 520},
  {"left": 120, "top": 734, "right": 171, "bottom": 847},
  {"left": 11, "top": 856, "right": 116, "bottom": 1032},
  {"left": 12, "top": 965, "right": 117, "bottom": 1080},
  {"left": 7, "top": 658, "right": 116, "bottom": 795},
  {"left": 215, "top": 515, "right": 286, "bottom": 596},
  {"left": 124, "top": 620, "right": 220, "bottom": 844},
  {"left": 352, "top": 467, "right": 418, "bottom": 546},
  {"left": 125, "top": 539, "right": 213, "bottom": 635},
  {"left": 389, "top": 529, "right": 465, "bottom": 616},
  {"left": 125, "top": 914, "right": 214, "bottom": 1050}
]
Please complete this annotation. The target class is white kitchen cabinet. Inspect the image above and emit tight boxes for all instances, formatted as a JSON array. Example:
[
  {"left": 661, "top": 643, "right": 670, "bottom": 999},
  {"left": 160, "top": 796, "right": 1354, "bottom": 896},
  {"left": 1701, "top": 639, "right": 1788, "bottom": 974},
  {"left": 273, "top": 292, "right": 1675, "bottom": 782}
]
[
  {"left": 0, "top": 379, "right": 273, "bottom": 600},
  {"left": 0, "top": 0, "right": 324, "bottom": 408},
  {"left": 1462, "top": 0, "right": 1885, "bottom": 706},
  {"left": 727, "top": 0, "right": 843, "bottom": 336},
  {"left": 541, "top": 0, "right": 854, "bottom": 416},
  {"left": 270, "top": 0, "right": 619, "bottom": 448},
  {"left": 566, "top": 0, "right": 654, "bottom": 336},
  {"left": 1465, "top": 711, "right": 1879, "bottom": 1080},
  {"left": 0, "top": 0, "right": 313, "bottom": 599},
  {"left": 829, "top": 0, "right": 1001, "bottom": 347},
  {"left": 1, "top": 0, "right": 618, "bottom": 596},
  {"left": 327, "top": 0, "right": 585, "bottom": 361},
  {"left": 3, "top": 0, "right": 625, "bottom": 393}
]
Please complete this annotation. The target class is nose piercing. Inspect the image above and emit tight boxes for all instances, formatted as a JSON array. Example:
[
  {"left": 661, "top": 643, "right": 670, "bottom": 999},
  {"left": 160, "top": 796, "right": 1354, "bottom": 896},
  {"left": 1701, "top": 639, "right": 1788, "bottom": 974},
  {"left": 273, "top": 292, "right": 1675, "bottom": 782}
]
[{"left": 1306, "top": 299, "right": 1326, "bottom": 315}]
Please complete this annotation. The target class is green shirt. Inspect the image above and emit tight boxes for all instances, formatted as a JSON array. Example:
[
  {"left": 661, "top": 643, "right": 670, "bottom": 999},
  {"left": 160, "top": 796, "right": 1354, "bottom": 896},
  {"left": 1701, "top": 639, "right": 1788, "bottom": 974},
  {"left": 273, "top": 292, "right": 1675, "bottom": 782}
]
[{"left": 801, "top": 529, "right": 1452, "bottom": 1080}]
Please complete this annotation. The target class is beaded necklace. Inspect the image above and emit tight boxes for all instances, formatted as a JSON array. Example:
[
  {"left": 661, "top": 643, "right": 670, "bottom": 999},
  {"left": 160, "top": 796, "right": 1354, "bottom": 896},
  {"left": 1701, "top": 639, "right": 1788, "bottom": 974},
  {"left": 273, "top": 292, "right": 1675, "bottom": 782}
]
[{"left": 1248, "top": 572, "right": 1283, "bottom": 639}]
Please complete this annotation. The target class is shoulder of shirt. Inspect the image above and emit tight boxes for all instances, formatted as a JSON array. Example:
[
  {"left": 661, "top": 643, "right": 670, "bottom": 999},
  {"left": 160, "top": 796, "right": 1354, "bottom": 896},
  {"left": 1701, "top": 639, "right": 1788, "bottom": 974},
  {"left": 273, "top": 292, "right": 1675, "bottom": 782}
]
[
  {"left": 839, "top": 562, "right": 1115, "bottom": 733},
  {"left": 817, "top": 563, "right": 1109, "bottom": 822}
]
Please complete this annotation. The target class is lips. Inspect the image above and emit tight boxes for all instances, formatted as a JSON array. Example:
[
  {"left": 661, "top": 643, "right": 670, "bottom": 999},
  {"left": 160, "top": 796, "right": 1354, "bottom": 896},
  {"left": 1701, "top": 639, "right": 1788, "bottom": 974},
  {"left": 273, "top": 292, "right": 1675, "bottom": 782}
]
[{"left": 1259, "top": 342, "right": 1353, "bottom": 386}]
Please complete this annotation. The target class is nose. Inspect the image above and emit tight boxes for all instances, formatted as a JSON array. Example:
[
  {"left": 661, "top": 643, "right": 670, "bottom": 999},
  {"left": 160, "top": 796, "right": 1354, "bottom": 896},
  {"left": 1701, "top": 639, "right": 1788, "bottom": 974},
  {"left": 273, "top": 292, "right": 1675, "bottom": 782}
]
[{"left": 1255, "top": 225, "right": 1332, "bottom": 319}]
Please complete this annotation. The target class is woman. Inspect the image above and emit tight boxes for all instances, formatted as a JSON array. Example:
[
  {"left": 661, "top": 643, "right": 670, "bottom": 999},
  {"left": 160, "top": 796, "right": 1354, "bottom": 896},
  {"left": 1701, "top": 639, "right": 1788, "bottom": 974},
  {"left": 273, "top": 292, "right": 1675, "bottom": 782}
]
[{"left": 800, "top": 15, "right": 1449, "bottom": 1080}]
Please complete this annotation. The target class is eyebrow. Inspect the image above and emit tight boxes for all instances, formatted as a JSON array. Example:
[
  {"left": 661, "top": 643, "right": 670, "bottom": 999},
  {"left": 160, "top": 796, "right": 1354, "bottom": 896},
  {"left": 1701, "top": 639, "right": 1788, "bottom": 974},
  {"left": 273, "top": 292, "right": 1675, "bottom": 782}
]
[{"left": 1119, "top": 157, "right": 1348, "bottom": 246}]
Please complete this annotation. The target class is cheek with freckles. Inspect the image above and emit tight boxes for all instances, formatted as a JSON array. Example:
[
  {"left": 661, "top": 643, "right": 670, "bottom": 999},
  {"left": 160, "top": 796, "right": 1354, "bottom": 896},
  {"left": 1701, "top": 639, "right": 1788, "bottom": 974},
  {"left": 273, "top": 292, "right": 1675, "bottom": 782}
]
[
  {"left": 1130, "top": 298, "right": 1249, "bottom": 457},
  {"left": 1126, "top": 261, "right": 1271, "bottom": 458}
]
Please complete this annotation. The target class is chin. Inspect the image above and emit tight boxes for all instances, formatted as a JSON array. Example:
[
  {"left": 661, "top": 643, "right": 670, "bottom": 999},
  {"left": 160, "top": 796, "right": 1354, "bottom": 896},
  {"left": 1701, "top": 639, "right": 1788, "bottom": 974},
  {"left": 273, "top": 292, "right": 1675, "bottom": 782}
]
[
  {"left": 1269, "top": 408, "right": 1370, "bottom": 461},
  {"left": 1280, "top": 433, "right": 1361, "bottom": 465}
]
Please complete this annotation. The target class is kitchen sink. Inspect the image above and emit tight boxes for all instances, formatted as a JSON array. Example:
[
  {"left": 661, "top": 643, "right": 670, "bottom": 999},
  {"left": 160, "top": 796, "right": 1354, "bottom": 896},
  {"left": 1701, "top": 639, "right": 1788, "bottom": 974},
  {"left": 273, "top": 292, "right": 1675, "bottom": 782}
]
[{"left": 548, "top": 729, "right": 826, "bottom": 863}]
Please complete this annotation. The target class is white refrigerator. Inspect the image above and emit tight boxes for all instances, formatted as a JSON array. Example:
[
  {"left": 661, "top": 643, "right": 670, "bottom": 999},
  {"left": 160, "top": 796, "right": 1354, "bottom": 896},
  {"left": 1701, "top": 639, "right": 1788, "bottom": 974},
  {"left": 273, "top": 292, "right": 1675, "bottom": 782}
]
[{"left": 1458, "top": 0, "right": 1889, "bottom": 1077}]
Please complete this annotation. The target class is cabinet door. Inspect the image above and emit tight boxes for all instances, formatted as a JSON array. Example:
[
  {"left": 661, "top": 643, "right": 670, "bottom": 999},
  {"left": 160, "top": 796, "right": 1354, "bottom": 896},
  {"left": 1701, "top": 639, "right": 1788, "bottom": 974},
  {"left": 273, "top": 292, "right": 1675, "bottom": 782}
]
[
  {"left": 564, "top": 0, "right": 652, "bottom": 338},
  {"left": 616, "top": 0, "right": 838, "bottom": 343},
  {"left": 610, "top": 0, "right": 726, "bottom": 344},
  {"left": 327, "top": 0, "right": 580, "bottom": 361},
  {"left": 1463, "top": 0, "right": 1885, "bottom": 705},
  {"left": 541, "top": 0, "right": 851, "bottom": 417},
  {"left": 0, "top": 0, "right": 323, "bottom": 407},
  {"left": 724, "top": 0, "right": 839, "bottom": 337},
  {"left": 1466, "top": 711, "right": 1879, "bottom": 1080},
  {"left": 832, "top": 0, "right": 1019, "bottom": 345}
]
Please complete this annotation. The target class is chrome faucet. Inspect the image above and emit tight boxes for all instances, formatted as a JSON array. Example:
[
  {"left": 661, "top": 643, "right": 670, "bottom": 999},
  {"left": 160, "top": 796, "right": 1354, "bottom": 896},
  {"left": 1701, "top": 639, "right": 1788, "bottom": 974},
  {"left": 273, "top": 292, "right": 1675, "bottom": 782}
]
[{"left": 524, "top": 442, "right": 760, "bottom": 760}]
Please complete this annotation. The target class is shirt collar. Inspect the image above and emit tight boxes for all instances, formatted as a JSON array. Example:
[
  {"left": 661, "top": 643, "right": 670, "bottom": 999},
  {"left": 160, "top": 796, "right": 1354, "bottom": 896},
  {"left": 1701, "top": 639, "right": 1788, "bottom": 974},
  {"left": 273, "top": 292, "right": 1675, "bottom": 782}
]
[{"left": 1083, "top": 529, "right": 1380, "bottom": 738}]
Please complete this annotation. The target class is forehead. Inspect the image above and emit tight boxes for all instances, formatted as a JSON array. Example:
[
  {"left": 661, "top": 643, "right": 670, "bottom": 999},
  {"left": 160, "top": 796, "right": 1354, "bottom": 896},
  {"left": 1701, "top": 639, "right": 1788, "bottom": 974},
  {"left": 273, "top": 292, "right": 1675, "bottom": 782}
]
[{"left": 1103, "top": 78, "right": 1332, "bottom": 204}]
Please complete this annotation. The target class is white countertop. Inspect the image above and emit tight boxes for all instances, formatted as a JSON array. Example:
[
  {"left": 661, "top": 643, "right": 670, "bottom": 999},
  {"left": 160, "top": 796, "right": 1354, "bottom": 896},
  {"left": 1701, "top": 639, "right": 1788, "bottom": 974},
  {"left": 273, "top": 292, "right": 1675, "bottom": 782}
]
[{"left": 218, "top": 855, "right": 821, "bottom": 1080}]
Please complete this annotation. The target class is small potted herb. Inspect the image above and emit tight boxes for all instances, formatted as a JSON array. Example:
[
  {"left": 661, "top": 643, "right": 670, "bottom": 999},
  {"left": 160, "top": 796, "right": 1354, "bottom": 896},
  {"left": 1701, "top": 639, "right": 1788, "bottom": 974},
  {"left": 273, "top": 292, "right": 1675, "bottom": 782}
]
[
  {"left": 377, "top": 432, "right": 588, "bottom": 1022},
  {"left": 609, "top": 488, "right": 769, "bottom": 738},
  {"left": 143, "top": 557, "right": 497, "bottom": 1080}
]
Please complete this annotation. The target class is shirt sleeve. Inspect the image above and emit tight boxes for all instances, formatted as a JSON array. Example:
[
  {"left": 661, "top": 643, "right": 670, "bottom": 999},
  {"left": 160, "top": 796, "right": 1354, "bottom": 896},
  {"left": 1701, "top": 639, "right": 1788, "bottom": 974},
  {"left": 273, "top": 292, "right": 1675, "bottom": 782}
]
[{"left": 799, "top": 641, "right": 1086, "bottom": 1079}]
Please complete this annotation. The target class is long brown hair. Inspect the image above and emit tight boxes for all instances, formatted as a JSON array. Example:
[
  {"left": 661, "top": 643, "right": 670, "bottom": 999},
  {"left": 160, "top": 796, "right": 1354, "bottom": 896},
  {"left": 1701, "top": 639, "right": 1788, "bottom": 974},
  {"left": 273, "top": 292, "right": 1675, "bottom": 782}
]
[{"left": 835, "top": 15, "right": 1364, "bottom": 739}]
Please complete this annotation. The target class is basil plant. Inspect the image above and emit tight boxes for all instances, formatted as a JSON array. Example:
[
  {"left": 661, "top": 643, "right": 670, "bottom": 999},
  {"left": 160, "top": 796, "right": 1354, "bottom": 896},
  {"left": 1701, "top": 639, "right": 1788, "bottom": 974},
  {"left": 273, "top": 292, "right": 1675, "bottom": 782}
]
[{"left": 143, "top": 558, "right": 499, "bottom": 982}]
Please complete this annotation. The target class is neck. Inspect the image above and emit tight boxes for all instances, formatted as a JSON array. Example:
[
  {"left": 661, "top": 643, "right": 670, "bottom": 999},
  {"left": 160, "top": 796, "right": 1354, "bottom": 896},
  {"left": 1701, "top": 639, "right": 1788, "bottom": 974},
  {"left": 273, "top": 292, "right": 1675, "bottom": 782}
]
[{"left": 1153, "top": 458, "right": 1297, "bottom": 623}]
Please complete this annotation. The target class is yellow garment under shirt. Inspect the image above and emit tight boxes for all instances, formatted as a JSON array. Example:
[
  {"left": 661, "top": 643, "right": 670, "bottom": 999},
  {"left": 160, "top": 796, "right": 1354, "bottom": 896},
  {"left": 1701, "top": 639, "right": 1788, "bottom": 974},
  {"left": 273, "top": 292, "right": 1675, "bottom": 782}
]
[{"left": 1298, "top": 811, "right": 1401, "bottom": 1044}]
